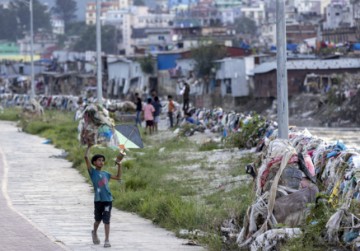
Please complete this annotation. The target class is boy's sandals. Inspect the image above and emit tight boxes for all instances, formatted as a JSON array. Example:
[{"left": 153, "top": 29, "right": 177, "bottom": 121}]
[
  {"left": 104, "top": 240, "right": 111, "bottom": 248},
  {"left": 92, "top": 230, "right": 100, "bottom": 245}
]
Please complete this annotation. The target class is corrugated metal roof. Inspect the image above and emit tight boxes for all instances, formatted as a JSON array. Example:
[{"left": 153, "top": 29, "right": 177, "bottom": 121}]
[{"left": 253, "top": 58, "right": 360, "bottom": 74}]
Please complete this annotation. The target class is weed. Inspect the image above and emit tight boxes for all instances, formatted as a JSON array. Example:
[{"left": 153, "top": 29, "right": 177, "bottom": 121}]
[
  {"left": 199, "top": 141, "right": 221, "bottom": 151},
  {"left": 0, "top": 107, "right": 21, "bottom": 121}
]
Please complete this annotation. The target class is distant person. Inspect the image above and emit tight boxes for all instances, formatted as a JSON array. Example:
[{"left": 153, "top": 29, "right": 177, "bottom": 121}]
[
  {"left": 84, "top": 144, "right": 123, "bottom": 248},
  {"left": 183, "top": 82, "right": 190, "bottom": 112},
  {"left": 142, "top": 98, "right": 155, "bottom": 135},
  {"left": 152, "top": 96, "right": 162, "bottom": 133},
  {"left": 168, "top": 95, "right": 176, "bottom": 128},
  {"left": 135, "top": 93, "right": 142, "bottom": 127}
]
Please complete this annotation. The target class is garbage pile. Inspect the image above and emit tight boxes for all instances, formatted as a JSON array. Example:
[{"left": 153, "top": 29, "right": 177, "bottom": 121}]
[
  {"left": 77, "top": 103, "right": 119, "bottom": 147},
  {"left": 22, "top": 98, "right": 44, "bottom": 117},
  {"left": 234, "top": 127, "right": 360, "bottom": 250}
]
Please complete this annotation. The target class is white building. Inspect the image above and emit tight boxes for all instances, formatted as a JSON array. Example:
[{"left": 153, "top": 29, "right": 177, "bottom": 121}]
[
  {"left": 294, "top": 0, "right": 321, "bottom": 15},
  {"left": 215, "top": 57, "right": 250, "bottom": 97},
  {"left": 104, "top": 6, "right": 174, "bottom": 55},
  {"left": 323, "top": 2, "right": 353, "bottom": 29},
  {"left": 51, "top": 17, "right": 65, "bottom": 35},
  {"left": 107, "top": 56, "right": 145, "bottom": 96},
  {"left": 240, "top": 2, "right": 266, "bottom": 26}
]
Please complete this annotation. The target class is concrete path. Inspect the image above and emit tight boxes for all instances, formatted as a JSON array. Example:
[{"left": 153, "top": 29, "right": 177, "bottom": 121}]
[{"left": 0, "top": 121, "right": 204, "bottom": 251}]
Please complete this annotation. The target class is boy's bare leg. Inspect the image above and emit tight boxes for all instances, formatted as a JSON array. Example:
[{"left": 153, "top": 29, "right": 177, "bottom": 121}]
[
  {"left": 104, "top": 224, "right": 110, "bottom": 241},
  {"left": 92, "top": 221, "right": 101, "bottom": 244},
  {"left": 93, "top": 221, "right": 100, "bottom": 233}
]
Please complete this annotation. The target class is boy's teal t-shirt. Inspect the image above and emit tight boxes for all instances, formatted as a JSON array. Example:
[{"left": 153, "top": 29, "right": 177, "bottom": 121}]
[{"left": 88, "top": 167, "right": 113, "bottom": 202}]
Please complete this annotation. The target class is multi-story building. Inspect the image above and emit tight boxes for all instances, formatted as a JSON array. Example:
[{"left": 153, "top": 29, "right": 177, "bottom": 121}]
[
  {"left": 240, "top": 2, "right": 266, "bottom": 26},
  {"left": 51, "top": 17, "right": 65, "bottom": 35},
  {"left": 86, "top": 0, "right": 120, "bottom": 25},
  {"left": 323, "top": 2, "right": 353, "bottom": 30}
]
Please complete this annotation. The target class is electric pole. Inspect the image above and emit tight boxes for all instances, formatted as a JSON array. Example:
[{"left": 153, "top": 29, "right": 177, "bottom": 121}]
[{"left": 276, "top": 0, "right": 289, "bottom": 139}]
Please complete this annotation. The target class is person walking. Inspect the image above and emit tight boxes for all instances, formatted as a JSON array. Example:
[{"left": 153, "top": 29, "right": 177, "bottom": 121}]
[
  {"left": 182, "top": 82, "right": 190, "bottom": 113},
  {"left": 143, "top": 98, "right": 155, "bottom": 135},
  {"left": 168, "top": 95, "right": 176, "bottom": 128},
  {"left": 84, "top": 145, "right": 123, "bottom": 248},
  {"left": 135, "top": 93, "right": 142, "bottom": 127}
]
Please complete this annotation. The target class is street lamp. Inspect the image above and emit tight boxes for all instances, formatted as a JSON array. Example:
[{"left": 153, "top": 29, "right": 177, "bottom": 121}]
[{"left": 29, "top": 0, "right": 35, "bottom": 99}]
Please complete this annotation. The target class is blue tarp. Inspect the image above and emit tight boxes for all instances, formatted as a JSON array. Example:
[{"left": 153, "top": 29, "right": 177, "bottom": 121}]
[
  {"left": 157, "top": 53, "right": 181, "bottom": 71},
  {"left": 287, "top": 44, "right": 298, "bottom": 52},
  {"left": 239, "top": 42, "right": 251, "bottom": 50},
  {"left": 351, "top": 43, "right": 360, "bottom": 50},
  {"left": 270, "top": 44, "right": 298, "bottom": 52}
]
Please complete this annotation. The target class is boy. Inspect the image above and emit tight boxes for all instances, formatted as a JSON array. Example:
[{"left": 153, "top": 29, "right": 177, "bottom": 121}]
[
  {"left": 84, "top": 145, "right": 122, "bottom": 248},
  {"left": 168, "top": 95, "right": 176, "bottom": 128}
]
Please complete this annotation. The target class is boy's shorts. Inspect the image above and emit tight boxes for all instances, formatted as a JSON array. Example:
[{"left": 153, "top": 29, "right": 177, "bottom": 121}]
[
  {"left": 146, "top": 120, "right": 154, "bottom": 127},
  {"left": 94, "top": 201, "right": 112, "bottom": 224},
  {"left": 154, "top": 116, "right": 159, "bottom": 123}
]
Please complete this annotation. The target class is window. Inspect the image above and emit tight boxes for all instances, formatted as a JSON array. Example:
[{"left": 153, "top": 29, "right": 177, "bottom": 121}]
[{"left": 225, "top": 79, "right": 232, "bottom": 94}]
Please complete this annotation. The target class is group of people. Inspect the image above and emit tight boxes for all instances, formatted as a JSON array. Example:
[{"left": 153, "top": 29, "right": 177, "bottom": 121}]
[
  {"left": 134, "top": 82, "right": 191, "bottom": 133},
  {"left": 135, "top": 90, "right": 162, "bottom": 135}
]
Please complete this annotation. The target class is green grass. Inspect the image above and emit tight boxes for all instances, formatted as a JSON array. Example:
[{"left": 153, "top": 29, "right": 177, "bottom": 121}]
[
  {"left": 11, "top": 109, "right": 257, "bottom": 250},
  {"left": 0, "top": 107, "right": 22, "bottom": 121}
]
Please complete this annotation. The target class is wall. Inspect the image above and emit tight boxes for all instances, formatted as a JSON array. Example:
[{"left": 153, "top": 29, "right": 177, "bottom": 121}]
[{"left": 253, "top": 68, "right": 360, "bottom": 98}]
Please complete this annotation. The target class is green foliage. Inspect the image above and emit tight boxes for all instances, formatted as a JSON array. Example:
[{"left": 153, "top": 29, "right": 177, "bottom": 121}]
[
  {"left": 191, "top": 43, "right": 227, "bottom": 78},
  {"left": 8, "top": 0, "right": 51, "bottom": 39},
  {"left": 52, "top": 0, "right": 77, "bottom": 28},
  {"left": 72, "top": 25, "right": 120, "bottom": 54},
  {"left": 281, "top": 197, "right": 334, "bottom": 250},
  {"left": 233, "top": 16, "right": 257, "bottom": 35},
  {"left": 133, "top": 0, "right": 146, "bottom": 6},
  {"left": 225, "top": 114, "right": 266, "bottom": 149},
  {"left": 0, "top": 7, "right": 19, "bottom": 41},
  {"left": 138, "top": 55, "right": 155, "bottom": 75},
  {"left": 0, "top": 108, "right": 21, "bottom": 121},
  {"left": 198, "top": 141, "right": 221, "bottom": 151}
]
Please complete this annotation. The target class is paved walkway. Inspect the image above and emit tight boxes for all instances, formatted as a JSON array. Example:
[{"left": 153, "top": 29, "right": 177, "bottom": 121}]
[{"left": 0, "top": 121, "right": 204, "bottom": 251}]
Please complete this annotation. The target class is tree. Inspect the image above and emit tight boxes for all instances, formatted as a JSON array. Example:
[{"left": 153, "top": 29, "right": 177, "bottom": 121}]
[
  {"left": 233, "top": 16, "right": 257, "bottom": 36},
  {"left": 139, "top": 55, "right": 155, "bottom": 75},
  {"left": 52, "top": 0, "right": 77, "bottom": 30},
  {"left": 191, "top": 42, "right": 227, "bottom": 95},
  {"left": 133, "top": 0, "right": 146, "bottom": 6},
  {"left": 9, "top": 0, "right": 51, "bottom": 39},
  {"left": 0, "top": 6, "right": 18, "bottom": 41},
  {"left": 191, "top": 42, "right": 227, "bottom": 78},
  {"left": 72, "top": 25, "right": 121, "bottom": 54}
]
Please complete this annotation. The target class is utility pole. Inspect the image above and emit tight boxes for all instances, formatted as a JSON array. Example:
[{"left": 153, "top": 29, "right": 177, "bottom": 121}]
[
  {"left": 96, "top": 0, "right": 103, "bottom": 105},
  {"left": 276, "top": 0, "right": 289, "bottom": 139},
  {"left": 30, "top": 0, "right": 35, "bottom": 99}
]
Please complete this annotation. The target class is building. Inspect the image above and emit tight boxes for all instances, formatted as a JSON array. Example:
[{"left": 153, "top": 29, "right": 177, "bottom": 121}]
[
  {"left": 51, "top": 17, "right": 65, "bottom": 35},
  {"left": 252, "top": 58, "right": 360, "bottom": 98},
  {"left": 323, "top": 2, "right": 353, "bottom": 30},
  {"left": 107, "top": 56, "right": 145, "bottom": 97},
  {"left": 240, "top": 2, "right": 266, "bottom": 26},
  {"left": 86, "top": 1, "right": 120, "bottom": 25}
]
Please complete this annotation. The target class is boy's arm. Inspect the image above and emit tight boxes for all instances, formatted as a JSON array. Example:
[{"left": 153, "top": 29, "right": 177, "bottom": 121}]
[
  {"left": 84, "top": 145, "right": 92, "bottom": 171},
  {"left": 111, "top": 162, "right": 122, "bottom": 180}
]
